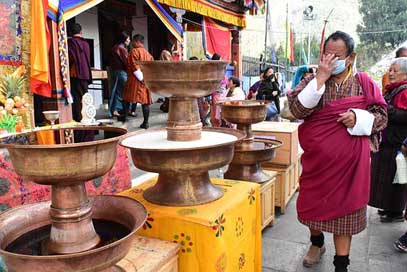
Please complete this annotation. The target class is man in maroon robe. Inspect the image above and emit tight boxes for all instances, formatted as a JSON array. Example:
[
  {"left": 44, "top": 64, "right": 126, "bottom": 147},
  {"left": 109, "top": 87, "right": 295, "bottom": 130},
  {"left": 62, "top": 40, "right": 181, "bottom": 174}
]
[
  {"left": 288, "top": 31, "right": 387, "bottom": 272},
  {"left": 68, "top": 23, "right": 92, "bottom": 122}
]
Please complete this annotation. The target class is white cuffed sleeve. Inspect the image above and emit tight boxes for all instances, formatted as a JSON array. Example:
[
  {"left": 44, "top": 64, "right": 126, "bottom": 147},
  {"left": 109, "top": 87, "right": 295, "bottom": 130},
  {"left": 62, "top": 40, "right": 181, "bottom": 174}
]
[
  {"left": 297, "top": 78, "right": 326, "bottom": 109},
  {"left": 133, "top": 69, "right": 144, "bottom": 81},
  {"left": 347, "top": 108, "right": 375, "bottom": 136}
]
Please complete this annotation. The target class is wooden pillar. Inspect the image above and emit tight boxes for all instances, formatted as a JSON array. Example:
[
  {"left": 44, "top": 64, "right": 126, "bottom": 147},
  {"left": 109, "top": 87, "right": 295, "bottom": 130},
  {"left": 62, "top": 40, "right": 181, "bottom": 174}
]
[
  {"left": 42, "top": 19, "right": 72, "bottom": 124},
  {"left": 231, "top": 29, "right": 242, "bottom": 79}
]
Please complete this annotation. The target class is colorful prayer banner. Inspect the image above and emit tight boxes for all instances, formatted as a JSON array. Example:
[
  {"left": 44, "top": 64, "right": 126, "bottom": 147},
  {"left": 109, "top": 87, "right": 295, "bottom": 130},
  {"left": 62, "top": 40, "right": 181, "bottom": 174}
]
[
  {"left": 158, "top": 0, "right": 246, "bottom": 28},
  {"left": 244, "top": 0, "right": 265, "bottom": 14},
  {"left": 0, "top": 0, "right": 22, "bottom": 66},
  {"left": 202, "top": 17, "right": 231, "bottom": 61},
  {"left": 145, "top": 0, "right": 184, "bottom": 42}
]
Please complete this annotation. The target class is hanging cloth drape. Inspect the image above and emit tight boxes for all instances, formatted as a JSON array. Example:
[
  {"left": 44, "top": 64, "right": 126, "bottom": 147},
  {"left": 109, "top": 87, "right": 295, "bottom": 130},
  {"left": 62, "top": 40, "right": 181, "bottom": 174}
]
[
  {"left": 202, "top": 17, "right": 231, "bottom": 60},
  {"left": 30, "top": 0, "right": 52, "bottom": 97}
]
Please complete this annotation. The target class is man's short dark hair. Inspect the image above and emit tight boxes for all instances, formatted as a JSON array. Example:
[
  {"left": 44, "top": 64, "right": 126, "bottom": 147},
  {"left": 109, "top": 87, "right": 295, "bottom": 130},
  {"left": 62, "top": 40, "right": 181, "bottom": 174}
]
[
  {"left": 133, "top": 34, "right": 144, "bottom": 43},
  {"left": 72, "top": 23, "right": 82, "bottom": 35},
  {"left": 189, "top": 56, "right": 199, "bottom": 60},
  {"left": 119, "top": 32, "right": 130, "bottom": 44},
  {"left": 211, "top": 53, "right": 221, "bottom": 60},
  {"left": 228, "top": 76, "right": 240, "bottom": 87},
  {"left": 396, "top": 47, "right": 407, "bottom": 58},
  {"left": 323, "top": 31, "right": 354, "bottom": 56}
]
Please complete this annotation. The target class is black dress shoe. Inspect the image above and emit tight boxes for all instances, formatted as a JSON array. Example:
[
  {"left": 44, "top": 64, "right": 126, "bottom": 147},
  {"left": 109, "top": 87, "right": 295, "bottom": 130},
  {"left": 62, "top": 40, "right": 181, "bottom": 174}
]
[
  {"left": 117, "top": 114, "right": 127, "bottom": 122},
  {"left": 140, "top": 122, "right": 149, "bottom": 129},
  {"left": 380, "top": 214, "right": 404, "bottom": 223},
  {"left": 334, "top": 268, "right": 348, "bottom": 272},
  {"left": 378, "top": 209, "right": 388, "bottom": 216}
]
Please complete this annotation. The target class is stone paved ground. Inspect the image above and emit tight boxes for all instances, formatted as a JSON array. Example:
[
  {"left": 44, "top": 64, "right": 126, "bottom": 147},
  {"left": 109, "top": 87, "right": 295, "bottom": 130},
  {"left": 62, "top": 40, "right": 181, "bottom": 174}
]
[
  {"left": 99, "top": 101, "right": 407, "bottom": 272},
  {"left": 262, "top": 194, "right": 407, "bottom": 272}
]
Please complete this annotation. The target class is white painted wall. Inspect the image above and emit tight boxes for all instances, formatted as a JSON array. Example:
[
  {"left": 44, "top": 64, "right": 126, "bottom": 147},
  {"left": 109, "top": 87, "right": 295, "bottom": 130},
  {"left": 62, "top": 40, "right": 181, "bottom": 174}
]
[
  {"left": 131, "top": 0, "right": 148, "bottom": 49},
  {"left": 76, "top": 7, "right": 101, "bottom": 69}
]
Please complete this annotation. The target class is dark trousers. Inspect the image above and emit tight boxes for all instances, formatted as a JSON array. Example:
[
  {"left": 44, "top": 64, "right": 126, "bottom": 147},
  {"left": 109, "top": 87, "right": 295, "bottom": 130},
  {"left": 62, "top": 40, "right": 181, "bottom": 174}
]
[
  {"left": 70, "top": 78, "right": 89, "bottom": 122},
  {"left": 272, "top": 96, "right": 280, "bottom": 113},
  {"left": 121, "top": 102, "right": 149, "bottom": 123}
]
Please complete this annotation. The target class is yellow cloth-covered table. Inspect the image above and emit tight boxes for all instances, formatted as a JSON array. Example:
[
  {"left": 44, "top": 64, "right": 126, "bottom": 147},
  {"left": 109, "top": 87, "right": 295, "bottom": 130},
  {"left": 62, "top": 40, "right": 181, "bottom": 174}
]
[{"left": 119, "top": 178, "right": 262, "bottom": 272}]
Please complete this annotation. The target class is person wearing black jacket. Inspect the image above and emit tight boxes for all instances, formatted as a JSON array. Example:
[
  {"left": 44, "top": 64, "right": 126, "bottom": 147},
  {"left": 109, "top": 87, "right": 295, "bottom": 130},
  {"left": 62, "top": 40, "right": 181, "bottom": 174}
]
[
  {"left": 256, "top": 67, "right": 281, "bottom": 113},
  {"left": 369, "top": 57, "right": 407, "bottom": 223}
]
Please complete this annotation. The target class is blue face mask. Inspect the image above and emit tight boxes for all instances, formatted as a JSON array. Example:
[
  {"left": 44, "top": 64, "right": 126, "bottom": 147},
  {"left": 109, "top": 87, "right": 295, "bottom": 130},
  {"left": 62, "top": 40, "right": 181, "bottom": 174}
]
[{"left": 331, "top": 58, "right": 348, "bottom": 75}]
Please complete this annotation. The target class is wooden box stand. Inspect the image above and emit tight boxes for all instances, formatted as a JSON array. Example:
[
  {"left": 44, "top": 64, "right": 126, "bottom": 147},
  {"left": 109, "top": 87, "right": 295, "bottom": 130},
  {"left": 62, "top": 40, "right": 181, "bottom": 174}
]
[
  {"left": 116, "top": 235, "right": 180, "bottom": 272},
  {"left": 253, "top": 121, "right": 300, "bottom": 166},
  {"left": 260, "top": 171, "right": 277, "bottom": 230},
  {"left": 263, "top": 154, "right": 302, "bottom": 214}
]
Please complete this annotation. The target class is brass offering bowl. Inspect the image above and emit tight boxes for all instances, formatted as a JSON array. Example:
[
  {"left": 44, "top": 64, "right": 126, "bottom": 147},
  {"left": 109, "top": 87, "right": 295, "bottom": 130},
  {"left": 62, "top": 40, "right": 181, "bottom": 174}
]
[
  {"left": 0, "top": 126, "right": 147, "bottom": 271},
  {"left": 140, "top": 60, "right": 227, "bottom": 141},
  {"left": 219, "top": 100, "right": 282, "bottom": 183},
  {"left": 121, "top": 128, "right": 245, "bottom": 206},
  {"left": 121, "top": 61, "right": 245, "bottom": 206},
  {"left": 0, "top": 196, "right": 146, "bottom": 272}
]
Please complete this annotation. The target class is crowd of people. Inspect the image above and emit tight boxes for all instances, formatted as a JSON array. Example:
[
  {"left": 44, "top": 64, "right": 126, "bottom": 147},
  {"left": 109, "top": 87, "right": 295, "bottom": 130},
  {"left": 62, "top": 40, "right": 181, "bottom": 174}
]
[
  {"left": 288, "top": 30, "right": 407, "bottom": 272},
  {"left": 105, "top": 30, "right": 285, "bottom": 129},
  {"left": 111, "top": 36, "right": 285, "bottom": 128}
]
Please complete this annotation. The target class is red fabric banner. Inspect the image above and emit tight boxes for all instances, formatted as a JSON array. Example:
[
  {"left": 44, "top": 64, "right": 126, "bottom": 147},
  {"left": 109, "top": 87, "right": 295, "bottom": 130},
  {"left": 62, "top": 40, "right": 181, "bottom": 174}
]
[{"left": 202, "top": 17, "right": 231, "bottom": 61}]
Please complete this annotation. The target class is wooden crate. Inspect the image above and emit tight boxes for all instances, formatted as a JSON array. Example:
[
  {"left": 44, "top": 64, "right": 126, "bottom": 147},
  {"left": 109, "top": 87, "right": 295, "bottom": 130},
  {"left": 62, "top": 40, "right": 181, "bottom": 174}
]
[
  {"left": 252, "top": 121, "right": 300, "bottom": 166},
  {"left": 116, "top": 235, "right": 180, "bottom": 272},
  {"left": 260, "top": 171, "right": 277, "bottom": 230},
  {"left": 263, "top": 162, "right": 297, "bottom": 214}
]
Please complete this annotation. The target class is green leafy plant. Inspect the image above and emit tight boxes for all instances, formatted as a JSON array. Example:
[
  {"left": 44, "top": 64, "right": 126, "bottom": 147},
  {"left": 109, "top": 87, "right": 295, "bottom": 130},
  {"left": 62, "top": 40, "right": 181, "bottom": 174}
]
[{"left": 0, "top": 113, "right": 17, "bottom": 133}]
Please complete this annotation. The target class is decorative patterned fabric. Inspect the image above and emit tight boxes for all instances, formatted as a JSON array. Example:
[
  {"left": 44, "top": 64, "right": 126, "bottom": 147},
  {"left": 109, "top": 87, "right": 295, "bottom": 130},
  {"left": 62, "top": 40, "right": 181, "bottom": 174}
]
[
  {"left": 0, "top": 0, "right": 22, "bottom": 66},
  {"left": 299, "top": 207, "right": 367, "bottom": 236},
  {"left": 0, "top": 145, "right": 131, "bottom": 212},
  {"left": 119, "top": 178, "right": 262, "bottom": 272}
]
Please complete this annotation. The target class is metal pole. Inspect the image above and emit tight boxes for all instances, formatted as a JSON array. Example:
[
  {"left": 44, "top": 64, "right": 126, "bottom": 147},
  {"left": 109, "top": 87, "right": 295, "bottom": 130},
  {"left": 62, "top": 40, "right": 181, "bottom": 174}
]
[
  {"left": 264, "top": 0, "right": 269, "bottom": 62},
  {"left": 307, "top": 24, "right": 311, "bottom": 64},
  {"left": 285, "top": 3, "right": 289, "bottom": 68},
  {"left": 300, "top": 33, "right": 303, "bottom": 65}
]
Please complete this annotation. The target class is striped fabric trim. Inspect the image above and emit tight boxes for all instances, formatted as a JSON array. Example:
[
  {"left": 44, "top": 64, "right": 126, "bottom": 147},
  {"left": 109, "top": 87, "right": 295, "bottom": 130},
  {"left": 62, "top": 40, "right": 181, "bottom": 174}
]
[
  {"left": 47, "top": 0, "right": 103, "bottom": 22},
  {"left": 145, "top": 0, "right": 184, "bottom": 42},
  {"left": 158, "top": 0, "right": 246, "bottom": 27}
]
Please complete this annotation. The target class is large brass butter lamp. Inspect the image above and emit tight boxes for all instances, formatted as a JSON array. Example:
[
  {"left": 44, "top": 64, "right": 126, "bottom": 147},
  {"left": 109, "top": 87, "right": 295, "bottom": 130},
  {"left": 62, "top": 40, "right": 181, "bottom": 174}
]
[
  {"left": 121, "top": 61, "right": 245, "bottom": 206},
  {"left": 0, "top": 127, "right": 147, "bottom": 272}
]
